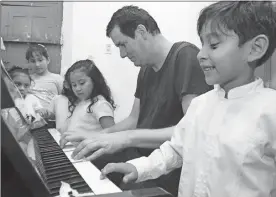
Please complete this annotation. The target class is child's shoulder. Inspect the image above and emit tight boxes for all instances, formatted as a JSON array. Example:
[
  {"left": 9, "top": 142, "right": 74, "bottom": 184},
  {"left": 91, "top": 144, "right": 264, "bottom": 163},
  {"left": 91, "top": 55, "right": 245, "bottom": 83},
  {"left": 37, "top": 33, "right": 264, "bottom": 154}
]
[
  {"left": 48, "top": 72, "right": 63, "bottom": 80},
  {"left": 96, "top": 95, "right": 107, "bottom": 101},
  {"left": 92, "top": 95, "right": 113, "bottom": 109},
  {"left": 192, "top": 88, "right": 216, "bottom": 102},
  {"left": 32, "top": 72, "right": 63, "bottom": 81},
  {"left": 257, "top": 87, "right": 276, "bottom": 104},
  {"left": 25, "top": 94, "right": 39, "bottom": 101},
  {"left": 54, "top": 94, "right": 68, "bottom": 102}
]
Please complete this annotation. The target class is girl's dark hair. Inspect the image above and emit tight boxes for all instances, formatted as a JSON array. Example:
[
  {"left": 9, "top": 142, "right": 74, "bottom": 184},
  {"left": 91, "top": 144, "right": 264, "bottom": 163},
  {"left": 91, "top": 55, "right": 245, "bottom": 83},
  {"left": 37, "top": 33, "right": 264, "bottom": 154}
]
[
  {"left": 62, "top": 59, "right": 116, "bottom": 116},
  {"left": 25, "top": 44, "right": 49, "bottom": 61},
  {"left": 8, "top": 65, "right": 32, "bottom": 82}
]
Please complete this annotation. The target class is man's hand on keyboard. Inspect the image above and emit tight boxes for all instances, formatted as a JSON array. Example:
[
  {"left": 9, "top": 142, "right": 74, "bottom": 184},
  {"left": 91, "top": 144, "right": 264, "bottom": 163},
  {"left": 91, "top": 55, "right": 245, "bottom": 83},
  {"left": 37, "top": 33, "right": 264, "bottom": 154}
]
[
  {"left": 100, "top": 162, "right": 138, "bottom": 183},
  {"left": 70, "top": 132, "right": 128, "bottom": 161}
]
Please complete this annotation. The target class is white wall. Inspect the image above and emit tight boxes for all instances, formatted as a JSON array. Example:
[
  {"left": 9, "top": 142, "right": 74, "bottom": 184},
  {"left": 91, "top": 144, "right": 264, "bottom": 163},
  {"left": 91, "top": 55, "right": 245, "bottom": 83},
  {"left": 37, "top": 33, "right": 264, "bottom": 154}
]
[
  {"left": 62, "top": 2, "right": 213, "bottom": 122},
  {"left": 61, "top": 2, "right": 73, "bottom": 76}
]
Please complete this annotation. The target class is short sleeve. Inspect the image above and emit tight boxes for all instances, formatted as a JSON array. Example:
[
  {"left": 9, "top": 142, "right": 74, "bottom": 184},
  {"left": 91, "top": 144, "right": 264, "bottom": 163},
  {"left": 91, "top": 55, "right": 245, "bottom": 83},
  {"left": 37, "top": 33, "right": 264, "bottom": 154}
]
[
  {"left": 25, "top": 94, "right": 43, "bottom": 111},
  {"left": 56, "top": 75, "right": 64, "bottom": 94},
  {"left": 48, "top": 95, "right": 58, "bottom": 114},
  {"left": 134, "top": 68, "right": 145, "bottom": 99},
  {"left": 174, "top": 44, "right": 212, "bottom": 101},
  {"left": 92, "top": 96, "right": 114, "bottom": 121}
]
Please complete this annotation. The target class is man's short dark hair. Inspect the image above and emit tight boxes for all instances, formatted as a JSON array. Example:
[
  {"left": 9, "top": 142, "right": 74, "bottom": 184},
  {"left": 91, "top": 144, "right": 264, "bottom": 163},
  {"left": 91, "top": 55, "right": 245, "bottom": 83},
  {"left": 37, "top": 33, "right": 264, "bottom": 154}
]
[{"left": 106, "top": 5, "right": 161, "bottom": 38}]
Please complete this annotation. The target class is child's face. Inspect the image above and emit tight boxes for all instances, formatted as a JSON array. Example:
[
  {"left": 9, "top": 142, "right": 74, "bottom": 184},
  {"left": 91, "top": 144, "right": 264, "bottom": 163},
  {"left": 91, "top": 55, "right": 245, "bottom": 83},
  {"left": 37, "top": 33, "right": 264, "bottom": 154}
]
[
  {"left": 12, "top": 73, "right": 31, "bottom": 97},
  {"left": 28, "top": 52, "right": 49, "bottom": 75},
  {"left": 69, "top": 70, "right": 94, "bottom": 101},
  {"left": 197, "top": 22, "right": 252, "bottom": 91}
]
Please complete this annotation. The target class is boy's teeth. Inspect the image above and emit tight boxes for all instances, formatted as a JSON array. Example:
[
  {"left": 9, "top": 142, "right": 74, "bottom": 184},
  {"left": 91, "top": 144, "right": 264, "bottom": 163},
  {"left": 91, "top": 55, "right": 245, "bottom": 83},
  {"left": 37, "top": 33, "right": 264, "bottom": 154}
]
[{"left": 203, "top": 67, "right": 214, "bottom": 71}]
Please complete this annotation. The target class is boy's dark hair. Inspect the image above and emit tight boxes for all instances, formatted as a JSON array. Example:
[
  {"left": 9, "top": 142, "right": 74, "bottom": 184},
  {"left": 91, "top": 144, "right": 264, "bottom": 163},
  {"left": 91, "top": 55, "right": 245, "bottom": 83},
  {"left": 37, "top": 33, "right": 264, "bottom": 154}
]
[
  {"left": 8, "top": 65, "right": 32, "bottom": 82},
  {"left": 197, "top": 1, "right": 276, "bottom": 67},
  {"left": 106, "top": 5, "right": 161, "bottom": 38},
  {"left": 63, "top": 59, "right": 116, "bottom": 116},
  {"left": 25, "top": 44, "right": 49, "bottom": 61}
]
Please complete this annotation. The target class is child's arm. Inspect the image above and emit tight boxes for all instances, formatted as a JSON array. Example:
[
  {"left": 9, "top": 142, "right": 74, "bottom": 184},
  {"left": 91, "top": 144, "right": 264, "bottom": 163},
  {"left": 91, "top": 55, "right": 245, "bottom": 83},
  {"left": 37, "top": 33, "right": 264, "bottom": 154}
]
[
  {"left": 100, "top": 162, "right": 138, "bottom": 183},
  {"left": 99, "top": 116, "right": 115, "bottom": 129},
  {"left": 93, "top": 97, "right": 115, "bottom": 130},
  {"left": 100, "top": 98, "right": 199, "bottom": 183},
  {"left": 36, "top": 108, "right": 55, "bottom": 120},
  {"left": 100, "top": 124, "right": 185, "bottom": 183},
  {"left": 56, "top": 75, "right": 64, "bottom": 94},
  {"left": 35, "top": 95, "right": 56, "bottom": 120}
]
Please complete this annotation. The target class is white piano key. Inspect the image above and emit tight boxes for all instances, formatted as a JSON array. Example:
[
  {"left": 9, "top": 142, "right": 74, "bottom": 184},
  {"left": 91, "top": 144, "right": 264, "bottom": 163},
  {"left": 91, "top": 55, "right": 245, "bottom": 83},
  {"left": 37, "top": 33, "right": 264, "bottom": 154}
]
[
  {"left": 72, "top": 159, "right": 121, "bottom": 195},
  {"left": 48, "top": 129, "right": 122, "bottom": 195}
]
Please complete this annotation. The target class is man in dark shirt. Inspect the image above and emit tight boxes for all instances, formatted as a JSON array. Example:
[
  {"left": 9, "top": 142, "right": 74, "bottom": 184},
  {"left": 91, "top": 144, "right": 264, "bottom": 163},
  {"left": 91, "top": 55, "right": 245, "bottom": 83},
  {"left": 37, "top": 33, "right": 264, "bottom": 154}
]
[{"left": 60, "top": 5, "right": 212, "bottom": 196}]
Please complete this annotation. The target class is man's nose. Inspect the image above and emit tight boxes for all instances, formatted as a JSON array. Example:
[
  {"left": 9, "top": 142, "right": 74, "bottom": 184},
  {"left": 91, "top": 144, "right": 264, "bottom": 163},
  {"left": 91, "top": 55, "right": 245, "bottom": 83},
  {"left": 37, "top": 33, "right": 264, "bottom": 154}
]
[{"left": 120, "top": 48, "right": 127, "bottom": 58}]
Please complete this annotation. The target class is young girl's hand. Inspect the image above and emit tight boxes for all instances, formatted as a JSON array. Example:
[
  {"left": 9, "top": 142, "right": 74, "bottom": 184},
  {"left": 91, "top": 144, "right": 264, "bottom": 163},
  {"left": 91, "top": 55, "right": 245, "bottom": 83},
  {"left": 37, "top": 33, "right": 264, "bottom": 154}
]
[{"left": 35, "top": 108, "right": 50, "bottom": 119}]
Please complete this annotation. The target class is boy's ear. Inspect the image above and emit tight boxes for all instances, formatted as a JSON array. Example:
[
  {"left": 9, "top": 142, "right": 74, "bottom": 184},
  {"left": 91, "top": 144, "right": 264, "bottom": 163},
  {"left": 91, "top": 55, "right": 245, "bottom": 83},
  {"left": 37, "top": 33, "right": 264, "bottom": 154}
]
[
  {"left": 47, "top": 58, "right": 51, "bottom": 65},
  {"left": 247, "top": 34, "right": 269, "bottom": 63}
]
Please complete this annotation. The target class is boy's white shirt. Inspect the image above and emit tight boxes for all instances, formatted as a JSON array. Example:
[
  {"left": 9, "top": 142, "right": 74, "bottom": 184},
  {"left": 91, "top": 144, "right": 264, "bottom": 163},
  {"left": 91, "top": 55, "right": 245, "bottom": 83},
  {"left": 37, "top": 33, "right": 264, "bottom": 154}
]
[{"left": 127, "top": 78, "right": 276, "bottom": 197}]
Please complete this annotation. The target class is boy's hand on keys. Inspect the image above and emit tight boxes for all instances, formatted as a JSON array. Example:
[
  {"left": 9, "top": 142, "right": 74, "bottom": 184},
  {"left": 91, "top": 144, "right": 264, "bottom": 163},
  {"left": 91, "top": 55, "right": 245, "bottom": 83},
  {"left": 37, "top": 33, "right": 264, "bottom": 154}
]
[{"left": 100, "top": 163, "right": 138, "bottom": 183}]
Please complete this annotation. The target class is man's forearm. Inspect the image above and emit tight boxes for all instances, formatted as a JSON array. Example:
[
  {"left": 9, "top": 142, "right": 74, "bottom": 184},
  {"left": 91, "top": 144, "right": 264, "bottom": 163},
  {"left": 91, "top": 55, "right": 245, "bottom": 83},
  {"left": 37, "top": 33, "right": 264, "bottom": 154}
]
[
  {"left": 104, "top": 116, "right": 137, "bottom": 133},
  {"left": 124, "top": 126, "right": 175, "bottom": 149}
]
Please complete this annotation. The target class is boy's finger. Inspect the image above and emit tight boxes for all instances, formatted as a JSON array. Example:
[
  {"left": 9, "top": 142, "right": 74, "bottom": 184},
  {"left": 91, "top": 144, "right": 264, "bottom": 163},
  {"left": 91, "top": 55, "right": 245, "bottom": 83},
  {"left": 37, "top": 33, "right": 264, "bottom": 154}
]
[
  {"left": 101, "top": 163, "right": 128, "bottom": 177},
  {"left": 123, "top": 173, "right": 136, "bottom": 183}
]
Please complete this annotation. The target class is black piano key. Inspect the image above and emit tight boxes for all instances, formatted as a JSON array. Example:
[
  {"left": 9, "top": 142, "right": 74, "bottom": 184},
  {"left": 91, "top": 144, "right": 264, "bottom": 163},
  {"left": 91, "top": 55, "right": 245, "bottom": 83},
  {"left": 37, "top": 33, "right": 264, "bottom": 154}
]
[
  {"left": 31, "top": 128, "right": 93, "bottom": 196},
  {"left": 41, "top": 150, "right": 64, "bottom": 156},
  {"left": 48, "top": 177, "right": 84, "bottom": 190},
  {"left": 46, "top": 166, "right": 76, "bottom": 177},
  {"left": 45, "top": 164, "right": 74, "bottom": 173},
  {"left": 42, "top": 153, "right": 67, "bottom": 159},
  {"left": 40, "top": 146, "right": 61, "bottom": 151},
  {"left": 45, "top": 165, "right": 75, "bottom": 173},
  {"left": 49, "top": 188, "right": 60, "bottom": 197},
  {"left": 48, "top": 181, "right": 91, "bottom": 196},
  {"left": 47, "top": 173, "right": 80, "bottom": 184},
  {"left": 71, "top": 183, "right": 92, "bottom": 193},
  {"left": 77, "top": 186, "right": 93, "bottom": 194},
  {"left": 43, "top": 157, "right": 72, "bottom": 165},
  {"left": 45, "top": 161, "right": 74, "bottom": 169},
  {"left": 42, "top": 152, "right": 66, "bottom": 158},
  {"left": 47, "top": 170, "right": 79, "bottom": 180}
]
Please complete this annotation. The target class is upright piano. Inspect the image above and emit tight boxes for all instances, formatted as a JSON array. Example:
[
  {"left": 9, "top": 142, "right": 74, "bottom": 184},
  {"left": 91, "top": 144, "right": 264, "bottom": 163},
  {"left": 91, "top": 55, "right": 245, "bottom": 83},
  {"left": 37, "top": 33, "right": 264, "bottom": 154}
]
[{"left": 1, "top": 63, "right": 174, "bottom": 197}]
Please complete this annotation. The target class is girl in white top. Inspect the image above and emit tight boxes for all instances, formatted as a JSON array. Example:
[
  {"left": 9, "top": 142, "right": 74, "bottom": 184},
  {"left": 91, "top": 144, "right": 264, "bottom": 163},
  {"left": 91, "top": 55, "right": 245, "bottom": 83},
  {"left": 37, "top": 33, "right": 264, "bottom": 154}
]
[
  {"left": 8, "top": 66, "right": 44, "bottom": 152},
  {"left": 40, "top": 59, "right": 116, "bottom": 135},
  {"left": 25, "top": 44, "right": 64, "bottom": 108},
  {"left": 8, "top": 66, "right": 43, "bottom": 121}
]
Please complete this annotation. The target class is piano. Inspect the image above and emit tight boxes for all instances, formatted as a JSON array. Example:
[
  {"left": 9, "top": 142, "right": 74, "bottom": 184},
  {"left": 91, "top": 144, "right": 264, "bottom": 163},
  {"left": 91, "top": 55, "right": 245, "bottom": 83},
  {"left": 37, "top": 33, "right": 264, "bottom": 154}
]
[{"left": 1, "top": 63, "right": 174, "bottom": 197}]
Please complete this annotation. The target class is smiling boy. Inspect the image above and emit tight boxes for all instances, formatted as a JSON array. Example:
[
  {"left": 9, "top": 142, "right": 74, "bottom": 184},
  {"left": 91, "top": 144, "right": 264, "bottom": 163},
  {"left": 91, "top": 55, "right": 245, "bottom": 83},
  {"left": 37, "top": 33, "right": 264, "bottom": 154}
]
[{"left": 100, "top": 2, "right": 276, "bottom": 197}]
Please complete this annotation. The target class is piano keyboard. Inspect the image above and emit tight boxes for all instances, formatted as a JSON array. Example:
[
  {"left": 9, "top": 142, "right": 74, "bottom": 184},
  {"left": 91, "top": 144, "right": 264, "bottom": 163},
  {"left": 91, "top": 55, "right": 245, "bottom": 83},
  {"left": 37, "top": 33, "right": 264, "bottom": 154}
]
[
  {"left": 47, "top": 128, "right": 121, "bottom": 195},
  {"left": 31, "top": 127, "right": 121, "bottom": 197},
  {"left": 31, "top": 127, "right": 93, "bottom": 196}
]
